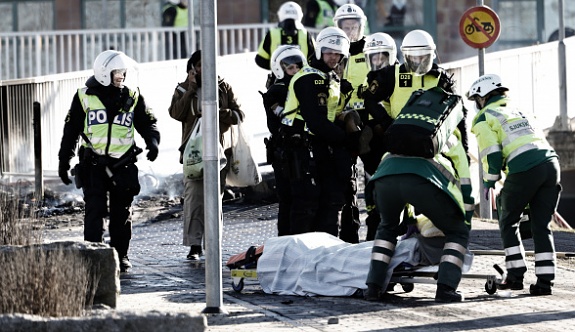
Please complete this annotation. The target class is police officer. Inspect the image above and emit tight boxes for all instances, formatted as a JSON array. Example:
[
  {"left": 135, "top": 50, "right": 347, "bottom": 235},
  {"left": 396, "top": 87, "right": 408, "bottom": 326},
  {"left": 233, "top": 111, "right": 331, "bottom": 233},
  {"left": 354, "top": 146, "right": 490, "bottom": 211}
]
[
  {"left": 360, "top": 32, "right": 398, "bottom": 241},
  {"left": 467, "top": 74, "right": 561, "bottom": 296},
  {"left": 303, "top": 0, "right": 339, "bottom": 29},
  {"left": 255, "top": 1, "right": 316, "bottom": 88},
  {"left": 162, "top": 0, "right": 189, "bottom": 59},
  {"left": 362, "top": 29, "right": 474, "bottom": 240},
  {"left": 281, "top": 26, "right": 360, "bottom": 236},
  {"left": 261, "top": 45, "right": 307, "bottom": 236},
  {"left": 332, "top": 3, "right": 370, "bottom": 243},
  {"left": 58, "top": 50, "right": 160, "bottom": 272}
]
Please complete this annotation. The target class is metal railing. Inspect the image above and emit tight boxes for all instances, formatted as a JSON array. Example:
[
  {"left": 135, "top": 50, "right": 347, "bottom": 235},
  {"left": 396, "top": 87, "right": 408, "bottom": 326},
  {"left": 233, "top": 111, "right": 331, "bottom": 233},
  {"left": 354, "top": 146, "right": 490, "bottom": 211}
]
[{"left": 0, "top": 24, "right": 274, "bottom": 81}]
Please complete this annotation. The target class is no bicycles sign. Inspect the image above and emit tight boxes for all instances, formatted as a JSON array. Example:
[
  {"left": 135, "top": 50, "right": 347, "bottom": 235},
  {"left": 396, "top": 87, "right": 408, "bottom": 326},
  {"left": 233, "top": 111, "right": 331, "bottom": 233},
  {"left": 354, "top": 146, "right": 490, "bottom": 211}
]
[{"left": 459, "top": 6, "right": 501, "bottom": 48}]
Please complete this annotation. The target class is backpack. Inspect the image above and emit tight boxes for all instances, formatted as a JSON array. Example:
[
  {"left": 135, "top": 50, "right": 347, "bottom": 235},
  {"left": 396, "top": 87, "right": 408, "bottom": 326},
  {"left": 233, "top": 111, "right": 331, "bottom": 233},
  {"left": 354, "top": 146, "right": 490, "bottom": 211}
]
[{"left": 384, "top": 87, "right": 463, "bottom": 158}]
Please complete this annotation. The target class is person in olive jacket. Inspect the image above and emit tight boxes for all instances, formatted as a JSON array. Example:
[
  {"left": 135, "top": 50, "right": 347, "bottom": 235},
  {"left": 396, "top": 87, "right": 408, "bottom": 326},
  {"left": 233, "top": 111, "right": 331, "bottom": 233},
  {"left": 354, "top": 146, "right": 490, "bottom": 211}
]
[{"left": 168, "top": 50, "right": 245, "bottom": 260}]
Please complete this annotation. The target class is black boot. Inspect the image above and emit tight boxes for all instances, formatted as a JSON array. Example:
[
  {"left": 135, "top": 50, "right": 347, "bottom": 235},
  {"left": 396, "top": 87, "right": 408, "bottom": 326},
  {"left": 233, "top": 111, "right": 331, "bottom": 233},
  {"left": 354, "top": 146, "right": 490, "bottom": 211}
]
[
  {"left": 187, "top": 245, "right": 202, "bottom": 260},
  {"left": 529, "top": 279, "right": 553, "bottom": 296},
  {"left": 364, "top": 283, "right": 384, "bottom": 301},
  {"left": 119, "top": 256, "right": 132, "bottom": 272},
  {"left": 496, "top": 275, "right": 524, "bottom": 290},
  {"left": 435, "top": 283, "right": 464, "bottom": 303}
]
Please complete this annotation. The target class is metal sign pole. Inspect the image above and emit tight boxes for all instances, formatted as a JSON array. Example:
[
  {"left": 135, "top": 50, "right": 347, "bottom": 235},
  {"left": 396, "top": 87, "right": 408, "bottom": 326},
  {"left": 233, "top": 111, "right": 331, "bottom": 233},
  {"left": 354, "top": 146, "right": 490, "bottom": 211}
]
[
  {"left": 476, "top": 0, "right": 490, "bottom": 218},
  {"left": 200, "top": 0, "right": 226, "bottom": 315},
  {"left": 558, "top": 0, "right": 568, "bottom": 131}
]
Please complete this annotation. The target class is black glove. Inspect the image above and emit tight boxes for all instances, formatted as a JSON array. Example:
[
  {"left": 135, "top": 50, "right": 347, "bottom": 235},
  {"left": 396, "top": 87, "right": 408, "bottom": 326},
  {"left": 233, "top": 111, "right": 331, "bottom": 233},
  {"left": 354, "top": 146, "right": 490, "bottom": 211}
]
[
  {"left": 146, "top": 139, "right": 159, "bottom": 161},
  {"left": 58, "top": 161, "right": 72, "bottom": 185},
  {"left": 356, "top": 84, "right": 365, "bottom": 98},
  {"left": 340, "top": 79, "right": 353, "bottom": 95}
]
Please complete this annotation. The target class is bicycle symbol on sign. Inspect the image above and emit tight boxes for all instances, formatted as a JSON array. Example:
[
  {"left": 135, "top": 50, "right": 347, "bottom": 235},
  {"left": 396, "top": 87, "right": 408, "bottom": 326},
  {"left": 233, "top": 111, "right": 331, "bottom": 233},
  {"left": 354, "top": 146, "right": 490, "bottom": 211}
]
[{"left": 465, "top": 17, "right": 494, "bottom": 35}]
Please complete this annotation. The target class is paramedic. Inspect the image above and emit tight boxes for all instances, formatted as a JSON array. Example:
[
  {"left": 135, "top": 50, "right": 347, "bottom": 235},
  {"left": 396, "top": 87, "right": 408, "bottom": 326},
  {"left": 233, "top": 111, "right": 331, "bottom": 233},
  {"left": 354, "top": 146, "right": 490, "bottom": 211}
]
[
  {"left": 58, "top": 50, "right": 160, "bottom": 272},
  {"left": 280, "top": 27, "right": 360, "bottom": 236},
  {"left": 467, "top": 74, "right": 561, "bottom": 296},
  {"left": 363, "top": 30, "right": 474, "bottom": 302},
  {"left": 362, "top": 29, "right": 474, "bottom": 240},
  {"left": 261, "top": 45, "right": 307, "bottom": 236}
]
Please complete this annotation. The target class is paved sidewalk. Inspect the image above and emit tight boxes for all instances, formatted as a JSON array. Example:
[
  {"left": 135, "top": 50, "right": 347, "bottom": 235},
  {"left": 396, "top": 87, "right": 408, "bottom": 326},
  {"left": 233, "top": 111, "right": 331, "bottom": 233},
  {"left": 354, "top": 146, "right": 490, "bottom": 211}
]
[{"left": 44, "top": 198, "right": 575, "bottom": 332}]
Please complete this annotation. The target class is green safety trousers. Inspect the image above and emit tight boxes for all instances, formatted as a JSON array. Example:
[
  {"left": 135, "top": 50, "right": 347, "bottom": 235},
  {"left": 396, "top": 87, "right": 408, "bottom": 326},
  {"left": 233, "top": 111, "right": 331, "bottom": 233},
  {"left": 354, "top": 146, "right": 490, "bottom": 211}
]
[
  {"left": 498, "top": 158, "right": 561, "bottom": 282},
  {"left": 366, "top": 174, "right": 470, "bottom": 290}
]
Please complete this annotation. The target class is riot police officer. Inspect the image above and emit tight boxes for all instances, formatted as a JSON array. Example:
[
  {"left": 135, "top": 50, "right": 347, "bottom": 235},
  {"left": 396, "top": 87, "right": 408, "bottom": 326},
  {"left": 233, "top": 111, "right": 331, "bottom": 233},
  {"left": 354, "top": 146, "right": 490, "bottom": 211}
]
[
  {"left": 332, "top": 2, "right": 370, "bottom": 243},
  {"left": 255, "top": 1, "right": 316, "bottom": 88},
  {"left": 58, "top": 50, "right": 160, "bottom": 272},
  {"left": 261, "top": 45, "right": 307, "bottom": 236},
  {"left": 281, "top": 26, "right": 361, "bottom": 236}
]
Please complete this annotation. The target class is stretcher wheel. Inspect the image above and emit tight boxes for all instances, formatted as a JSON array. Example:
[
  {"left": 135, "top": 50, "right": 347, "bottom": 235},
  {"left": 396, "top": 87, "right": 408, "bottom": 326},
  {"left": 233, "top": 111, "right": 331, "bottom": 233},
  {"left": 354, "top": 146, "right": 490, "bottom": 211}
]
[
  {"left": 401, "top": 283, "right": 414, "bottom": 293},
  {"left": 485, "top": 281, "right": 497, "bottom": 295},
  {"left": 232, "top": 278, "right": 244, "bottom": 292}
]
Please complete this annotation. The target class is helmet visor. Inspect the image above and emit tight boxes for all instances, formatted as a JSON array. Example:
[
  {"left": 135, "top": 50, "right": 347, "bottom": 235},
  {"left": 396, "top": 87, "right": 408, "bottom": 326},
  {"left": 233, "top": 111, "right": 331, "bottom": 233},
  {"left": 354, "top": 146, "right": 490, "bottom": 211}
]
[
  {"left": 280, "top": 55, "right": 304, "bottom": 75},
  {"left": 337, "top": 18, "right": 363, "bottom": 42},
  {"left": 404, "top": 53, "right": 433, "bottom": 76},
  {"left": 366, "top": 52, "right": 390, "bottom": 71}
]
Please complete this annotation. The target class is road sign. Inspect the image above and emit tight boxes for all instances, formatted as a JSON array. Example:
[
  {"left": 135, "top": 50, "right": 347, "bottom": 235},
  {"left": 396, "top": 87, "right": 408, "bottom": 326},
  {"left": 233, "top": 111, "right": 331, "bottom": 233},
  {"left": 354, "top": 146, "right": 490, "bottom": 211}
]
[{"left": 459, "top": 6, "right": 501, "bottom": 49}]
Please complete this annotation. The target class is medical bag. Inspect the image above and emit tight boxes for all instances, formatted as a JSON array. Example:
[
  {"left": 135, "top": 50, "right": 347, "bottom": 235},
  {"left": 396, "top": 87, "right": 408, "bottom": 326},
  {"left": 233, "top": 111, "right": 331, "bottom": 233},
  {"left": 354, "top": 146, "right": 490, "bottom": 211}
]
[{"left": 384, "top": 87, "right": 463, "bottom": 158}]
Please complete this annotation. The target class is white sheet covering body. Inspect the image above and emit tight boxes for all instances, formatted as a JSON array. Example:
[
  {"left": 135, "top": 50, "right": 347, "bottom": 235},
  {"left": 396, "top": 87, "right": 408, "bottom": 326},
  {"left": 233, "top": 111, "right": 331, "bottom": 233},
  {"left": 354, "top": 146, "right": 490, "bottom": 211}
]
[{"left": 256, "top": 232, "right": 473, "bottom": 297}]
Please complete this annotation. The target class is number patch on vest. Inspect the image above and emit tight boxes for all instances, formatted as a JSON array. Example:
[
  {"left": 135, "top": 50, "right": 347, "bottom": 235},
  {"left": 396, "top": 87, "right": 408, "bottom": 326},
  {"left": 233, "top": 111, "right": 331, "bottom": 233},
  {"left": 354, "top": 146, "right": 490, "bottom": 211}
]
[{"left": 399, "top": 73, "right": 413, "bottom": 87}]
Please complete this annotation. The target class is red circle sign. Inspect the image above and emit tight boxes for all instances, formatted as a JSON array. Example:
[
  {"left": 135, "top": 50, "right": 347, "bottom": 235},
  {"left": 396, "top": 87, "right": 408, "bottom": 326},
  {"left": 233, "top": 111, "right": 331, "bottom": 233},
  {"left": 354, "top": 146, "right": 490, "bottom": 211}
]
[{"left": 459, "top": 6, "right": 501, "bottom": 49}]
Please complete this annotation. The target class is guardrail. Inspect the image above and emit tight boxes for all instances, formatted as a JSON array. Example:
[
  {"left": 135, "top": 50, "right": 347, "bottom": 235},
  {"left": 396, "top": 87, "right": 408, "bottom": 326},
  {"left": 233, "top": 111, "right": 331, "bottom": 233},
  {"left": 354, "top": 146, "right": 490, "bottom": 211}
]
[
  {"left": 1, "top": 39, "right": 574, "bottom": 178},
  {"left": 0, "top": 24, "right": 274, "bottom": 81}
]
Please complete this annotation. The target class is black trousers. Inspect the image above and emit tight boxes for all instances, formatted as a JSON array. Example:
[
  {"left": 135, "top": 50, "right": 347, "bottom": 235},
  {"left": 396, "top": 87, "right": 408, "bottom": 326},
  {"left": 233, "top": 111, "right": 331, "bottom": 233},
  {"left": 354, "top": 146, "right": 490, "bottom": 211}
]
[
  {"left": 289, "top": 143, "right": 351, "bottom": 237},
  {"left": 81, "top": 163, "right": 140, "bottom": 258}
]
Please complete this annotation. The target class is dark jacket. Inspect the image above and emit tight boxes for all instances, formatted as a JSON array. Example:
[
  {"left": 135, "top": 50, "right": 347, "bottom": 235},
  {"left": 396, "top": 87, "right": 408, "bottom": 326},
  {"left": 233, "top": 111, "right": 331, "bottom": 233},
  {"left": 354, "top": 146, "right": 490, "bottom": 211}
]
[
  {"left": 58, "top": 76, "right": 160, "bottom": 163},
  {"left": 168, "top": 75, "right": 244, "bottom": 163}
]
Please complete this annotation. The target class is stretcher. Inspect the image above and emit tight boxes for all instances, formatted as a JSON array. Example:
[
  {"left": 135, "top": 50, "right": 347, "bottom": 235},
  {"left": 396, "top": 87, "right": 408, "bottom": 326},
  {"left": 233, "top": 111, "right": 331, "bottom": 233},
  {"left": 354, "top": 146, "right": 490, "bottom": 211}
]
[
  {"left": 226, "top": 247, "right": 502, "bottom": 294},
  {"left": 226, "top": 241, "right": 575, "bottom": 295},
  {"left": 387, "top": 254, "right": 500, "bottom": 295},
  {"left": 387, "top": 249, "right": 575, "bottom": 295},
  {"left": 226, "top": 245, "right": 263, "bottom": 292}
]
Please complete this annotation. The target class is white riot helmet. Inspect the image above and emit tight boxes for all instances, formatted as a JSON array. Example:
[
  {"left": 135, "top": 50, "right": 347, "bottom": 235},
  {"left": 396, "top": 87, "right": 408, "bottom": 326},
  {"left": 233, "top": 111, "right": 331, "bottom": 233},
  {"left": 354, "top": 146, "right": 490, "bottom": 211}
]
[
  {"left": 277, "top": 1, "right": 303, "bottom": 23},
  {"left": 333, "top": 0, "right": 352, "bottom": 5},
  {"left": 93, "top": 50, "right": 136, "bottom": 86},
  {"left": 167, "top": 0, "right": 180, "bottom": 5},
  {"left": 333, "top": 4, "right": 366, "bottom": 42},
  {"left": 466, "top": 74, "right": 509, "bottom": 100},
  {"left": 363, "top": 32, "right": 397, "bottom": 71},
  {"left": 400, "top": 29, "right": 436, "bottom": 76},
  {"left": 314, "top": 26, "right": 350, "bottom": 60},
  {"left": 271, "top": 45, "right": 307, "bottom": 79}
]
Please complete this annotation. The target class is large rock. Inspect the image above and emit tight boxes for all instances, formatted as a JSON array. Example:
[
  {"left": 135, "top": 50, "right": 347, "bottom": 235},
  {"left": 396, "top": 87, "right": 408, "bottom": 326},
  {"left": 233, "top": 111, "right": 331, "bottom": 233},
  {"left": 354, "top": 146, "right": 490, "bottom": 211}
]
[{"left": 0, "top": 241, "right": 119, "bottom": 308}]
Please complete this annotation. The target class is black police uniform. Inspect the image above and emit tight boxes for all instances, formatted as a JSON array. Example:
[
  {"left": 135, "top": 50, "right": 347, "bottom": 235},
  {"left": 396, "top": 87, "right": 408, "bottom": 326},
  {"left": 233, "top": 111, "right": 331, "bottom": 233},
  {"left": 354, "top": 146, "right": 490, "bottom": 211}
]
[
  {"left": 261, "top": 75, "right": 293, "bottom": 236},
  {"left": 284, "top": 57, "right": 358, "bottom": 237},
  {"left": 58, "top": 76, "right": 160, "bottom": 268}
]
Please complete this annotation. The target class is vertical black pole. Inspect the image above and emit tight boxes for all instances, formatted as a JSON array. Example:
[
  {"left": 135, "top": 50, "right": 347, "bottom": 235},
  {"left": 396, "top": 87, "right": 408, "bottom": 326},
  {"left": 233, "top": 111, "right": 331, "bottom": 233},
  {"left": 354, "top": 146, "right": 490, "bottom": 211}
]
[{"left": 33, "top": 102, "right": 44, "bottom": 201}]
